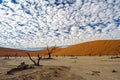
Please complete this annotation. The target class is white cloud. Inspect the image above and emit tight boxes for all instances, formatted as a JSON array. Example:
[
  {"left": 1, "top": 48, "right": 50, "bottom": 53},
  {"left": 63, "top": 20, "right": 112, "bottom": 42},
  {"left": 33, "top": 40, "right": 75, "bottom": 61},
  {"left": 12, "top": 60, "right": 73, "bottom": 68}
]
[{"left": 0, "top": 0, "right": 120, "bottom": 49}]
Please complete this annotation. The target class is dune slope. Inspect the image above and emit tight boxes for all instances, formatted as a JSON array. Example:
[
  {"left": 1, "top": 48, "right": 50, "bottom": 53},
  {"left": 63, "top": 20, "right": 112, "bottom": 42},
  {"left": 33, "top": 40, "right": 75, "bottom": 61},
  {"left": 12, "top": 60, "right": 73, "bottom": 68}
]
[{"left": 52, "top": 40, "right": 120, "bottom": 56}]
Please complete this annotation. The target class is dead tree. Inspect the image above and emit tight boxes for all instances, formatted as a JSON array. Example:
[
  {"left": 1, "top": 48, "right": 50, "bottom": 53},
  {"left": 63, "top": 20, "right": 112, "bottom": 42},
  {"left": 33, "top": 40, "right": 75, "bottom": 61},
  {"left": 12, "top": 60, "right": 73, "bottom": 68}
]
[
  {"left": 26, "top": 52, "right": 41, "bottom": 66},
  {"left": 46, "top": 45, "right": 56, "bottom": 59},
  {"left": 7, "top": 62, "right": 34, "bottom": 75}
]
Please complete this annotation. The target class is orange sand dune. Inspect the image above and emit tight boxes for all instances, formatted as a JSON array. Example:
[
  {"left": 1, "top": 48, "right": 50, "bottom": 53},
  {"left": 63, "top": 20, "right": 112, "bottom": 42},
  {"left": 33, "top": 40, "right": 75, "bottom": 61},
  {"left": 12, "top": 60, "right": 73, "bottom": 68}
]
[
  {"left": 52, "top": 40, "right": 120, "bottom": 56},
  {"left": 0, "top": 40, "right": 120, "bottom": 57}
]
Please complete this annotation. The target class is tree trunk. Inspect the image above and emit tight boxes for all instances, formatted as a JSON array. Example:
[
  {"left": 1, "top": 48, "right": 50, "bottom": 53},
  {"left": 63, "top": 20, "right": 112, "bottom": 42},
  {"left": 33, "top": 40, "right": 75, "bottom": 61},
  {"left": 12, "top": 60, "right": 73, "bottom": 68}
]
[{"left": 48, "top": 53, "right": 51, "bottom": 59}]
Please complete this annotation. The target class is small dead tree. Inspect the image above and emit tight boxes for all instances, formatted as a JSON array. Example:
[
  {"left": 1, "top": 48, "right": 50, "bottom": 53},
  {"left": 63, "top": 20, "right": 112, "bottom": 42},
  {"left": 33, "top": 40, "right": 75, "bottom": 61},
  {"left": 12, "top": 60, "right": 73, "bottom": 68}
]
[
  {"left": 26, "top": 52, "right": 41, "bottom": 66},
  {"left": 46, "top": 45, "right": 56, "bottom": 59}
]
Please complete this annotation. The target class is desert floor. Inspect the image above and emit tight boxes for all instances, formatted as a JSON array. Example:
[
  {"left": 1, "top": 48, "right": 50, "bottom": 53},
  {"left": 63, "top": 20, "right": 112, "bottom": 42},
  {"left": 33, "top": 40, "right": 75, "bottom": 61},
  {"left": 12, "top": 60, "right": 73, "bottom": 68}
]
[{"left": 0, "top": 56, "right": 120, "bottom": 80}]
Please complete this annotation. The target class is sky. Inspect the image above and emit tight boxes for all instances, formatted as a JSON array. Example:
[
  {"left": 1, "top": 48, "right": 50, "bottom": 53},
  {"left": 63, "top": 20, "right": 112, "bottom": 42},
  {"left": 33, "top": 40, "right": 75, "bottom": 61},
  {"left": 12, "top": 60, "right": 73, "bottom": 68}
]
[{"left": 0, "top": 0, "right": 120, "bottom": 50}]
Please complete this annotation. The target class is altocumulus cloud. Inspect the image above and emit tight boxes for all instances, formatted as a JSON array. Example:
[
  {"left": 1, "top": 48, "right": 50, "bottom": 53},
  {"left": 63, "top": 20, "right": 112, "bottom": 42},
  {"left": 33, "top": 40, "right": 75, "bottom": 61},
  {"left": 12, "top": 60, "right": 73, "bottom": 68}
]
[{"left": 0, "top": 0, "right": 120, "bottom": 49}]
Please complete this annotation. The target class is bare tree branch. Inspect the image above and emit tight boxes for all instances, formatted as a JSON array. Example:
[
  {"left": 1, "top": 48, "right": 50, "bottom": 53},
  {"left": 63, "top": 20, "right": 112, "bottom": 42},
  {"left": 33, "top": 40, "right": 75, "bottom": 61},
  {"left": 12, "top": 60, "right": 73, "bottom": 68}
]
[
  {"left": 26, "top": 52, "right": 41, "bottom": 66},
  {"left": 47, "top": 45, "right": 50, "bottom": 53},
  {"left": 46, "top": 45, "right": 56, "bottom": 59},
  {"left": 37, "top": 54, "right": 41, "bottom": 66},
  {"left": 26, "top": 52, "right": 37, "bottom": 65},
  {"left": 50, "top": 45, "right": 56, "bottom": 53}
]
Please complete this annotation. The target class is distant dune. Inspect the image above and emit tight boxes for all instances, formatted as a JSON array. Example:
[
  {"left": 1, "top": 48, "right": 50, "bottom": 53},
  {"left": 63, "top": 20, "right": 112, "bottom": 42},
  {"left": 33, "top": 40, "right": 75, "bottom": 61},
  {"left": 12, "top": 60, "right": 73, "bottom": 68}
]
[
  {"left": 0, "top": 47, "right": 40, "bottom": 57},
  {"left": 0, "top": 40, "right": 120, "bottom": 57}
]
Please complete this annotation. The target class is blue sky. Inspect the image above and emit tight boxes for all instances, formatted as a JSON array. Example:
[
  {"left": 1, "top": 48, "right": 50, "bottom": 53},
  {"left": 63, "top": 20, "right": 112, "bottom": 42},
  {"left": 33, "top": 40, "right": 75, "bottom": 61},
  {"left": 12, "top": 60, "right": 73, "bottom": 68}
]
[{"left": 0, "top": 0, "right": 120, "bottom": 50}]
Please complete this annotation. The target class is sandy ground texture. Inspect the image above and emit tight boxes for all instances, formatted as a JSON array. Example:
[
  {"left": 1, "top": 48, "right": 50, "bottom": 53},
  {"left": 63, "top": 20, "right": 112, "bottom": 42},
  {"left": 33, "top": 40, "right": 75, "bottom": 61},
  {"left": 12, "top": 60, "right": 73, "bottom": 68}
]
[{"left": 0, "top": 56, "right": 120, "bottom": 80}]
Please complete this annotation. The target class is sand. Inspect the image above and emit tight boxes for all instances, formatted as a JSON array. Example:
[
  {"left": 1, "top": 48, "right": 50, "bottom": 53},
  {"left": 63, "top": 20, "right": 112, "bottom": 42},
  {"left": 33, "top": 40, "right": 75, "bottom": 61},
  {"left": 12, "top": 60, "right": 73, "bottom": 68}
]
[{"left": 0, "top": 56, "right": 120, "bottom": 80}]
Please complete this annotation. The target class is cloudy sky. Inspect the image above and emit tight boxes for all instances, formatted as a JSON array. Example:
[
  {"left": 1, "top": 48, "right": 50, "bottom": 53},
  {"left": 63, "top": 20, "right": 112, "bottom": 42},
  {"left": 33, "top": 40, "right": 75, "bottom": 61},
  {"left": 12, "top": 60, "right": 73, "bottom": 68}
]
[{"left": 0, "top": 0, "right": 120, "bottom": 50}]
